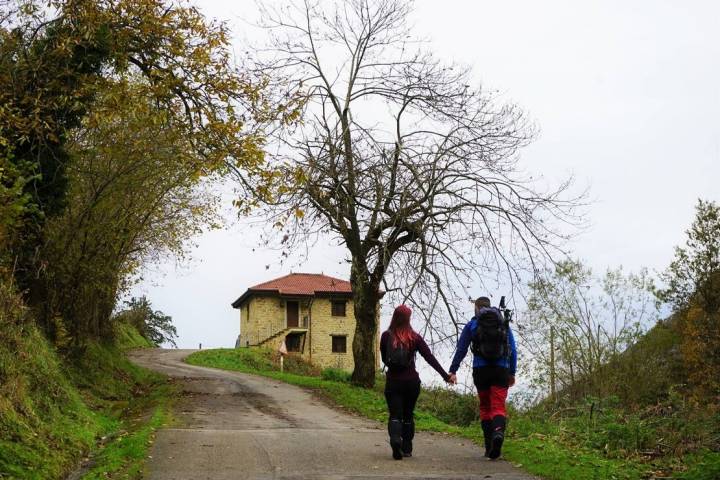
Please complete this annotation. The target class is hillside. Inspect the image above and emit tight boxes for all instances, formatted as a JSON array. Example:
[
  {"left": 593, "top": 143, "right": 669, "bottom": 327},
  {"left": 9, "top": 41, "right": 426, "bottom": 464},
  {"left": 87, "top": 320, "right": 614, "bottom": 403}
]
[
  {"left": 554, "top": 318, "right": 685, "bottom": 407},
  {"left": 0, "top": 281, "right": 172, "bottom": 479},
  {"left": 532, "top": 317, "right": 719, "bottom": 479}
]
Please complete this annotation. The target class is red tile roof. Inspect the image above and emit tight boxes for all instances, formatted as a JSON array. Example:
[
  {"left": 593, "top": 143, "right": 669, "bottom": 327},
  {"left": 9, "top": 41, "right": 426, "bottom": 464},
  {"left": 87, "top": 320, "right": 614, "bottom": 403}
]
[
  {"left": 232, "top": 273, "right": 352, "bottom": 308},
  {"left": 251, "top": 273, "right": 352, "bottom": 295}
]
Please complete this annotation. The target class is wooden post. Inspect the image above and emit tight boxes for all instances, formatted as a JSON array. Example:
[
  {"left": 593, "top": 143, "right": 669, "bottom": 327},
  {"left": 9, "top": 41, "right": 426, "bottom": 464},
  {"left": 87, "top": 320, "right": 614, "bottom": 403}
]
[
  {"left": 278, "top": 339, "right": 287, "bottom": 373},
  {"left": 549, "top": 326, "right": 556, "bottom": 402}
]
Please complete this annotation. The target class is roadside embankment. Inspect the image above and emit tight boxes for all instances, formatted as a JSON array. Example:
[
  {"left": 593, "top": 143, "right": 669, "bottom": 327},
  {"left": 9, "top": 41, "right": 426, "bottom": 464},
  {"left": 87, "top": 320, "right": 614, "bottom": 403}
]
[{"left": 0, "top": 280, "right": 173, "bottom": 479}]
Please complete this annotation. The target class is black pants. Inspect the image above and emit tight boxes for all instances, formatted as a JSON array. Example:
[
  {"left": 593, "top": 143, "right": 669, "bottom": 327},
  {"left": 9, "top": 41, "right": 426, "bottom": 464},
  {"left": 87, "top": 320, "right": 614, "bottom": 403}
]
[
  {"left": 384, "top": 378, "right": 421, "bottom": 422},
  {"left": 472, "top": 365, "right": 510, "bottom": 390}
]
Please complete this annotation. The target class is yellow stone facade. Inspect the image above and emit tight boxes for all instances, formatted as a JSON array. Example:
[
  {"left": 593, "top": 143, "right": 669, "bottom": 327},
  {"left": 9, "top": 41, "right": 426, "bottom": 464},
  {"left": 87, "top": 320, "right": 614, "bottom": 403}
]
[
  {"left": 237, "top": 295, "right": 378, "bottom": 372},
  {"left": 238, "top": 296, "right": 311, "bottom": 347}
]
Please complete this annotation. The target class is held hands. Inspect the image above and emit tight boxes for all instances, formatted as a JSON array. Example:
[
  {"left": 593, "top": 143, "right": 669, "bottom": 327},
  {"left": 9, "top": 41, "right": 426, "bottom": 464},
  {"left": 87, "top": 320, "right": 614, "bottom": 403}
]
[{"left": 445, "top": 373, "right": 512, "bottom": 387}]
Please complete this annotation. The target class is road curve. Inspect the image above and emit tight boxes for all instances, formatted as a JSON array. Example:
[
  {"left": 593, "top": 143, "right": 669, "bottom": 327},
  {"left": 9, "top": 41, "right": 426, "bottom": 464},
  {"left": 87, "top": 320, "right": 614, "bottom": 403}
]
[{"left": 128, "top": 349, "right": 537, "bottom": 480}]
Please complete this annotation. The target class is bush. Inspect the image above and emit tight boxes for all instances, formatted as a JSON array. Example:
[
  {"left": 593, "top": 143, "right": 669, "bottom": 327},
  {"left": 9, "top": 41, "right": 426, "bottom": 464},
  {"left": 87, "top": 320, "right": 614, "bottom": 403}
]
[
  {"left": 417, "top": 386, "right": 478, "bottom": 426},
  {"left": 112, "top": 297, "right": 177, "bottom": 348},
  {"left": 282, "top": 353, "right": 322, "bottom": 376},
  {"left": 322, "top": 368, "right": 351, "bottom": 383}
]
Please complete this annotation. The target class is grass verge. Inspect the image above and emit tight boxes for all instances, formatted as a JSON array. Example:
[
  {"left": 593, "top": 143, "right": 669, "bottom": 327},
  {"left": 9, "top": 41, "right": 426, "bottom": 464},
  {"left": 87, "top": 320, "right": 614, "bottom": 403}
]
[
  {"left": 65, "top": 340, "right": 175, "bottom": 480},
  {"left": 186, "top": 348, "right": 719, "bottom": 480},
  {"left": 0, "top": 278, "right": 173, "bottom": 479},
  {"left": 77, "top": 377, "right": 174, "bottom": 480}
]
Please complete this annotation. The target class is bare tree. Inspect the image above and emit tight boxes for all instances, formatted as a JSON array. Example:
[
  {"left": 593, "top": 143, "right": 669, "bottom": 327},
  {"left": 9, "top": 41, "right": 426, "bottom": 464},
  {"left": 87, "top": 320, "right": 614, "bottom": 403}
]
[
  {"left": 521, "top": 260, "right": 658, "bottom": 400},
  {"left": 252, "top": 0, "right": 579, "bottom": 387}
]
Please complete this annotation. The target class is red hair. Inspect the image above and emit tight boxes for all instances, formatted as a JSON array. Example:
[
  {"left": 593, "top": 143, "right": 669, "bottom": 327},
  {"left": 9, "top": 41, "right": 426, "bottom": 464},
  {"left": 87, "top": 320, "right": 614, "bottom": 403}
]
[{"left": 388, "top": 304, "right": 416, "bottom": 349}]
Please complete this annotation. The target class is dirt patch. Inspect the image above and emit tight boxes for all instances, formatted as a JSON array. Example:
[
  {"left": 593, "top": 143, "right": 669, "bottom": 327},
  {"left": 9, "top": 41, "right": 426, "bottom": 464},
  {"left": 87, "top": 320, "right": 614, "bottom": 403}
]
[
  {"left": 300, "top": 386, "right": 380, "bottom": 425},
  {"left": 171, "top": 373, "right": 300, "bottom": 430}
]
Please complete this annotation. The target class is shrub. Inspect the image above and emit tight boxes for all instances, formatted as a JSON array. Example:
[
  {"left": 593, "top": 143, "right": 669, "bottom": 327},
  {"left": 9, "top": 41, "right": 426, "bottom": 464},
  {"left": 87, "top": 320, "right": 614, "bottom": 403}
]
[
  {"left": 322, "top": 368, "right": 351, "bottom": 383},
  {"left": 417, "top": 386, "right": 478, "bottom": 426},
  {"left": 282, "top": 353, "right": 322, "bottom": 376}
]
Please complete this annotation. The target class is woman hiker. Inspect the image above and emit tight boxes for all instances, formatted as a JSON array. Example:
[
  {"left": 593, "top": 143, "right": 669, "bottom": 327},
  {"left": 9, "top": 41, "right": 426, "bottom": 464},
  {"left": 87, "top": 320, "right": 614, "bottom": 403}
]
[{"left": 380, "top": 304, "right": 454, "bottom": 460}]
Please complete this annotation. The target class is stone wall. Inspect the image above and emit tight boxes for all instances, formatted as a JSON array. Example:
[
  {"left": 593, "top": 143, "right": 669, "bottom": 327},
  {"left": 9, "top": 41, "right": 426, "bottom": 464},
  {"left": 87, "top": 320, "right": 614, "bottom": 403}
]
[
  {"left": 239, "top": 296, "right": 311, "bottom": 347},
  {"left": 309, "top": 298, "right": 356, "bottom": 371}
]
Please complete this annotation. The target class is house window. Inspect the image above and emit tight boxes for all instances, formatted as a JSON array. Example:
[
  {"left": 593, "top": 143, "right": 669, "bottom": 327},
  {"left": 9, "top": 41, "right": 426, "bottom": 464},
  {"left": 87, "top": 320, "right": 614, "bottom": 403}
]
[
  {"left": 331, "top": 300, "right": 346, "bottom": 317},
  {"left": 331, "top": 335, "right": 347, "bottom": 353}
]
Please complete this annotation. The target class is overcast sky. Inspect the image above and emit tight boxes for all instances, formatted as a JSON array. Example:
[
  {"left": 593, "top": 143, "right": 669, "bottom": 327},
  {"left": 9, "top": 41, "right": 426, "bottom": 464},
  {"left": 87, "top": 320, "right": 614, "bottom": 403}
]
[{"left": 130, "top": 0, "right": 720, "bottom": 370}]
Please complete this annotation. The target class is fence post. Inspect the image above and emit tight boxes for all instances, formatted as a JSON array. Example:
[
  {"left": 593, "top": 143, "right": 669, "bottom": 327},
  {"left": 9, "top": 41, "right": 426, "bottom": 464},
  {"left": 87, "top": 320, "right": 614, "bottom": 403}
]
[{"left": 550, "top": 326, "right": 556, "bottom": 402}]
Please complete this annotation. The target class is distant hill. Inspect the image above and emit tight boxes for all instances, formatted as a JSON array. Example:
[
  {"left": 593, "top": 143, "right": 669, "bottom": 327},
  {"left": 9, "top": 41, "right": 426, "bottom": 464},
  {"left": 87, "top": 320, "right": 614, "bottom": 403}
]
[{"left": 552, "top": 316, "right": 686, "bottom": 408}]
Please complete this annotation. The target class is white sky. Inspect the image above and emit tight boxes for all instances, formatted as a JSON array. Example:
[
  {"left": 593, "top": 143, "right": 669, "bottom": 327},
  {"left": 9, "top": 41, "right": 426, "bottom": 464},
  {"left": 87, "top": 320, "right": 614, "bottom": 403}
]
[{"left": 131, "top": 0, "right": 720, "bottom": 386}]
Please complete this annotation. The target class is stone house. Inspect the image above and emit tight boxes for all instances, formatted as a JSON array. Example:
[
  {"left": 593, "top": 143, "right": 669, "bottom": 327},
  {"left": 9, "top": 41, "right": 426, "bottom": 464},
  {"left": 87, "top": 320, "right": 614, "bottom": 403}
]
[{"left": 231, "top": 273, "right": 380, "bottom": 372}]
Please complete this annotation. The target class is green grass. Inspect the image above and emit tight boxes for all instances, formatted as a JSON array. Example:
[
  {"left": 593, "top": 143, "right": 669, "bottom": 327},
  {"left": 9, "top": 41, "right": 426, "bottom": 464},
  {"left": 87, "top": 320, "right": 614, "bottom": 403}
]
[
  {"left": 0, "top": 285, "right": 173, "bottom": 480},
  {"left": 114, "top": 321, "right": 154, "bottom": 351},
  {"left": 503, "top": 415, "right": 648, "bottom": 480},
  {"left": 80, "top": 379, "right": 174, "bottom": 480},
  {"left": 187, "top": 348, "right": 720, "bottom": 480},
  {"left": 65, "top": 340, "right": 175, "bottom": 480},
  {"left": 673, "top": 450, "right": 720, "bottom": 480},
  {"left": 0, "top": 322, "right": 103, "bottom": 479}
]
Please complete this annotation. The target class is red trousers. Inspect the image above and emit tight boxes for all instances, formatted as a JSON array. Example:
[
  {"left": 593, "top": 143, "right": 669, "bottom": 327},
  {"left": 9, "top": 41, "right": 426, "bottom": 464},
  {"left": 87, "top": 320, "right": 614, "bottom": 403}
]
[{"left": 477, "top": 386, "right": 509, "bottom": 421}]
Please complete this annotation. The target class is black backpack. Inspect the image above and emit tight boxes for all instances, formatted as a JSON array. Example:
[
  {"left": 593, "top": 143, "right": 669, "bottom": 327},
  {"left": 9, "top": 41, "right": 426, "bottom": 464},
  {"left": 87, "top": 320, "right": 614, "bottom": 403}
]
[
  {"left": 470, "top": 308, "right": 509, "bottom": 361},
  {"left": 384, "top": 332, "right": 413, "bottom": 369}
]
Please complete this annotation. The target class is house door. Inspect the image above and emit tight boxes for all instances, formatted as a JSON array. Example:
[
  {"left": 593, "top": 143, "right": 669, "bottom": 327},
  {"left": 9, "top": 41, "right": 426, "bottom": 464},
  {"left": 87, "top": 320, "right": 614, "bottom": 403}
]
[
  {"left": 285, "top": 333, "right": 303, "bottom": 353},
  {"left": 286, "top": 301, "right": 299, "bottom": 328}
]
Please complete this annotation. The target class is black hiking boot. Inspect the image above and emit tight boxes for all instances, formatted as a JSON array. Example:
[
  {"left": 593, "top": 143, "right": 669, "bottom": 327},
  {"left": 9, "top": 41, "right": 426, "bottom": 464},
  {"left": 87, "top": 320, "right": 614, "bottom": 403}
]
[
  {"left": 488, "top": 415, "right": 506, "bottom": 460},
  {"left": 388, "top": 419, "right": 403, "bottom": 460},
  {"left": 401, "top": 420, "right": 415, "bottom": 457},
  {"left": 481, "top": 420, "right": 492, "bottom": 457}
]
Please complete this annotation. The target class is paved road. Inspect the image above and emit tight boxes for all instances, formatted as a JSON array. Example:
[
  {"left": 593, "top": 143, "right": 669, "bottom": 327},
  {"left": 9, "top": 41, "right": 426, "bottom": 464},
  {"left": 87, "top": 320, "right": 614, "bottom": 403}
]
[{"left": 129, "top": 349, "right": 537, "bottom": 480}]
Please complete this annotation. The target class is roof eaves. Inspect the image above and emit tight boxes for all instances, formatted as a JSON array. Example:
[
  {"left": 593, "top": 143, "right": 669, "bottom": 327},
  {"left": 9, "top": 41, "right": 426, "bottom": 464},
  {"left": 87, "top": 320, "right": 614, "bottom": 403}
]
[
  {"left": 231, "top": 288, "right": 280, "bottom": 308},
  {"left": 313, "top": 289, "right": 353, "bottom": 296}
]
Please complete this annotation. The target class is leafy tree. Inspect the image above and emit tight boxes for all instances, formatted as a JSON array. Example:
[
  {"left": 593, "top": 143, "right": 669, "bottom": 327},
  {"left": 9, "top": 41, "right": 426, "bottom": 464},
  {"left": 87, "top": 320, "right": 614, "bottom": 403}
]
[
  {"left": 1, "top": 0, "right": 112, "bottom": 282},
  {"left": 523, "top": 259, "right": 657, "bottom": 401},
  {"left": 252, "top": 0, "right": 578, "bottom": 386},
  {"left": 0, "top": 0, "right": 279, "bottom": 318},
  {"left": 115, "top": 296, "right": 177, "bottom": 347},
  {"left": 1, "top": 0, "right": 112, "bottom": 220},
  {"left": 41, "top": 81, "right": 221, "bottom": 342},
  {"left": 659, "top": 199, "right": 720, "bottom": 397},
  {"left": 659, "top": 199, "right": 720, "bottom": 314},
  {"left": 1, "top": 0, "right": 289, "bottom": 341}
]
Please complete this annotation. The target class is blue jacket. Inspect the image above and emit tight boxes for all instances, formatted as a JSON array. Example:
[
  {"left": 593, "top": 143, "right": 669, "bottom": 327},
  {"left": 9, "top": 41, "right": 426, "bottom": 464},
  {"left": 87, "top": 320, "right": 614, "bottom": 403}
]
[{"left": 449, "top": 308, "right": 517, "bottom": 375}]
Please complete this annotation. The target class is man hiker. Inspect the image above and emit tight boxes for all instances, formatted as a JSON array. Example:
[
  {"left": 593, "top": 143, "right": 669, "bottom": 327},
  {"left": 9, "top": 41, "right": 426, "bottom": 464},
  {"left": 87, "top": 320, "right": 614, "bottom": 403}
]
[{"left": 448, "top": 296, "right": 517, "bottom": 460}]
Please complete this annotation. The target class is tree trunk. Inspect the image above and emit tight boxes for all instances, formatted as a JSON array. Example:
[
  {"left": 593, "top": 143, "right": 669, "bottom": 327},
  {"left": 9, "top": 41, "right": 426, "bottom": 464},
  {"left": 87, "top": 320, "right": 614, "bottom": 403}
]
[{"left": 350, "top": 280, "right": 381, "bottom": 388}]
